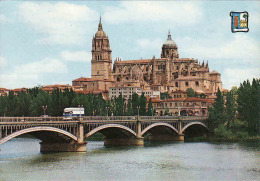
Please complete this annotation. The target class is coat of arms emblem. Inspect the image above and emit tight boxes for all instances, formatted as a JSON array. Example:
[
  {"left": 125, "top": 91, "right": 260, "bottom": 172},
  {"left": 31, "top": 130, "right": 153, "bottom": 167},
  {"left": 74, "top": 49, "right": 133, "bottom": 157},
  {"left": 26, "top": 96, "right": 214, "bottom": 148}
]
[{"left": 230, "top": 11, "right": 249, "bottom": 33}]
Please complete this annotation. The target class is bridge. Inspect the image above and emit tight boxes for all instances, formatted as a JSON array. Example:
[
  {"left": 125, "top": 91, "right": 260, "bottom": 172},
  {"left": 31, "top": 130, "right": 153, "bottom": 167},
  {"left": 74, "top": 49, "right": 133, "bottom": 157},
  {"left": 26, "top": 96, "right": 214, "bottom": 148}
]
[{"left": 0, "top": 116, "right": 209, "bottom": 152}]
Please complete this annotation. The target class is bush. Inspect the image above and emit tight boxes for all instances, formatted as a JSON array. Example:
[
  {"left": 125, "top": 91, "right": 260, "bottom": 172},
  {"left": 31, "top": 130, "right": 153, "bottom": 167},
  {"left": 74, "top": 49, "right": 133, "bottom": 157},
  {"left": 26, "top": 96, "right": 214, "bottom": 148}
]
[
  {"left": 214, "top": 125, "right": 233, "bottom": 138},
  {"left": 235, "top": 131, "right": 248, "bottom": 139}
]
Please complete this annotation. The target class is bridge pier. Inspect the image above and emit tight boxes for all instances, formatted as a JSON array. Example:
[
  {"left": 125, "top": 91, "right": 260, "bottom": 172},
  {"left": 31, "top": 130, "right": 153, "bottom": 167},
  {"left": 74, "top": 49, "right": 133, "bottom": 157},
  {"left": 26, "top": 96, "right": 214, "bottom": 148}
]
[
  {"left": 40, "top": 141, "right": 87, "bottom": 152},
  {"left": 104, "top": 137, "right": 144, "bottom": 146}
]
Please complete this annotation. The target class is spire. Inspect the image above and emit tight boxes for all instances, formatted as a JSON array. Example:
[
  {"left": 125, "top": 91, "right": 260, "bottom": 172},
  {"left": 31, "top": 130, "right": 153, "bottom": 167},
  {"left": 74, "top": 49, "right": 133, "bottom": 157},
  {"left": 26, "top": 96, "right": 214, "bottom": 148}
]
[
  {"left": 98, "top": 14, "right": 103, "bottom": 31},
  {"left": 206, "top": 60, "right": 208, "bottom": 68},
  {"left": 167, "top": 30, "right": 172, "bottom": 40},
  {"left": 202, "top": 60, "right": 205, "bottom": 67}
]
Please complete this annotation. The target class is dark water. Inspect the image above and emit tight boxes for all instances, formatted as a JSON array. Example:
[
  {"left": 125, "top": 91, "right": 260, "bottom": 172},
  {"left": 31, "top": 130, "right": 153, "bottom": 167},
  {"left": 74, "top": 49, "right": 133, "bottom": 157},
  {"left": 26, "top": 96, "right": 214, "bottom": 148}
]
[{"left": 0, "top": 138, "right": 259, "bottom": 181}]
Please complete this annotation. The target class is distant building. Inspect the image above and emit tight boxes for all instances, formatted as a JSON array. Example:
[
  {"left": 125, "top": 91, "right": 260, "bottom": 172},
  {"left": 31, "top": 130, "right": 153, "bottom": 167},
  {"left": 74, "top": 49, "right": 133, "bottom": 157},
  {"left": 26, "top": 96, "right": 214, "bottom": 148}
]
[
  {"left": 151, "top": 97, "right": 214, "bottom": 116},
  {"left": 72, "top": 17, "right": 222, "bottom": 99},
  {"left": 42, "top": 84, "right": 72, "bottom": 94},
  {"left": 109, "top": 87, "right": 142, "bottom": 100},
  {"left": 0, "top": 88, "right": 9, "bottom": 96}
]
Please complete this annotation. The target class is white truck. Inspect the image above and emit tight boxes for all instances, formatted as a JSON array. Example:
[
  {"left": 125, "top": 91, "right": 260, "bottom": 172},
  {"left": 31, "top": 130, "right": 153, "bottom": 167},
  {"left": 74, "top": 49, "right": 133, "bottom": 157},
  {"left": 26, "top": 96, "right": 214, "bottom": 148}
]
[{"left": 63, "top": 107, "right": 84, "bottom": 119}]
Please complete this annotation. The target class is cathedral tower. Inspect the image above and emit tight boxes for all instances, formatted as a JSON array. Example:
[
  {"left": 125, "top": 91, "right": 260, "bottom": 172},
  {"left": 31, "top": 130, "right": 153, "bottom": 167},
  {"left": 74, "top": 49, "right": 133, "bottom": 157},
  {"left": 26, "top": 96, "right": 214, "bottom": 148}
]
[
  {"left": 91, "top": 16, "right": 112, "bottom": 80},
  {"left": 161, "top": 31, "right": 179, "bottom": 59}
]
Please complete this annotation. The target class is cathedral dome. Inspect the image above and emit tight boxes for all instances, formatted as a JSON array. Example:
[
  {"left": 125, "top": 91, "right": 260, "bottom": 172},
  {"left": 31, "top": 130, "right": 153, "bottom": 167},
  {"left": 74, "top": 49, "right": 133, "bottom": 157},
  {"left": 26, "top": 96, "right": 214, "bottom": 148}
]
[
  {"left": 95, "top": 30, "right": 106, "bottom": 37},
  {"left": 163, "top": 31, "right": 177, "bottom": 48}
]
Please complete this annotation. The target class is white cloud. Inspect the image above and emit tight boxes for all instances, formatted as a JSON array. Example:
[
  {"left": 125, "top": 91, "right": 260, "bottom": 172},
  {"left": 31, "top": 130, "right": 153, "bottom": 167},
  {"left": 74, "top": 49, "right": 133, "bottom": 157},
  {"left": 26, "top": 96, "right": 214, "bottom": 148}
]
[
  {"left": 18, "top": 2, "right": 98, "bottom": 45},
  {"left": 104, "top": 2, "right": 203, "bottom": 25},
  {"left": 0, "top": 56, "right": 7, "bottom": 67},
  {"left": 0, "top": 14, "right": 8, "bottom": 23},
  {"left": 136, "top": 38, "right": 163, "bottom": 51},
  {"left": 223, "top": 68, "right": 260, "bottom": 89},
  {"left": 0, "top": 58, "right": 67, "bottom": 89},
  {"left": 61, "top": 51, "right": 92, "bottom": 62},
  {"left": 179, "top": 34, "right": 260, "bottom": 62}
]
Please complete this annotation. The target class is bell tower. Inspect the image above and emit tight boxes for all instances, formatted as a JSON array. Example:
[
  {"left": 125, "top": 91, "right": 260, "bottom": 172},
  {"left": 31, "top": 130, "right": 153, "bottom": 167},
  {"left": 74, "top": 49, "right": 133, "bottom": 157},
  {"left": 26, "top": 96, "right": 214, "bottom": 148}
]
[{"left": 91, "top": 16, "right": 112, "bottom": 80}]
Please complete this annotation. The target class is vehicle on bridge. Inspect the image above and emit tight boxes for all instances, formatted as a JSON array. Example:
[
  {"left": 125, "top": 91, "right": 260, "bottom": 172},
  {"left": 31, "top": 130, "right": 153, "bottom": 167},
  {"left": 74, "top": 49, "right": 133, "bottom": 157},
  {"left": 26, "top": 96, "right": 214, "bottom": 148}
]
[{"left": 63, "top": 107, "right": 84, "bottom": 120}]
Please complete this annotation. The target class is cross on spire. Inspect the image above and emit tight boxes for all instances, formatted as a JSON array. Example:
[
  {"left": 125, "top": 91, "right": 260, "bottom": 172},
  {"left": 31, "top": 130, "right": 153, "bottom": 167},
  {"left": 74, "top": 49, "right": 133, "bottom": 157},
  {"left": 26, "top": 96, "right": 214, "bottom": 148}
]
[
  {"left": 167, "top": 30, "right": 172, "bottom": 40},
  {"left": 98, "top": 14, "right": 103, "bottom": 31}
]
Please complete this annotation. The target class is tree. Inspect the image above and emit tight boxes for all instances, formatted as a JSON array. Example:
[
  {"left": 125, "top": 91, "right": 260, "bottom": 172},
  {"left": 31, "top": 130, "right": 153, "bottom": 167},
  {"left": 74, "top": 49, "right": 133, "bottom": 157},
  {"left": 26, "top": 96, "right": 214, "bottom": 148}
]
[
  {"left": 126, "top": 98, "right": 133, "bottom": 116},
  {"left": 186, "top": 88, "right": 198, "bottom": 97},
  {"left": 147, "top": 98, "right": 153, "bottom": 116},
  {"left": 160, "top": 92, "right": 171, "bottom": 100},
  {"left": 225, "top": 91, "right": 236, "bottom": 128},
  {"left": 139, "top": 93, "right": 147, "bottom": 116},
  {"left": 208, "top": 88, "right": 225, "bottom": 129},
  {"left": 237, "top": 79, "right": 260, "bottom": 135},
  {"left": 132, "top": 93, "right": 139, "bottom": 115}
]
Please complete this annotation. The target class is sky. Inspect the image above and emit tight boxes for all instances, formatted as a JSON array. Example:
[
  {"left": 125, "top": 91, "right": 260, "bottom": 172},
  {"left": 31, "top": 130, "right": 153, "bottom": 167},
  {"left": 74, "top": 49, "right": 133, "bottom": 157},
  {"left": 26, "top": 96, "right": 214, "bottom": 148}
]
[{"left": 0, "top": 1, "right": 259, "bottom": 90}]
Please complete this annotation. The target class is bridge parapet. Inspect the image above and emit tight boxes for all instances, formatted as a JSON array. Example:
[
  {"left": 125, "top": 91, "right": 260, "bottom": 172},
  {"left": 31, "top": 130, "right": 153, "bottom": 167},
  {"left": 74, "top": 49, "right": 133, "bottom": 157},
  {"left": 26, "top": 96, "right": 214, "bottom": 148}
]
[{"left": 0, "top": 117, "right": 78, "bottom": 122}]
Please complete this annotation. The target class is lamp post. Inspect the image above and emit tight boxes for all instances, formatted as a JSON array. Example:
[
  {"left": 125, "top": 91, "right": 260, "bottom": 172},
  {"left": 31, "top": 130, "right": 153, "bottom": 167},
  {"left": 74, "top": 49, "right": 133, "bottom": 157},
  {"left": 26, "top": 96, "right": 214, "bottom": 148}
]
[
  {"left": 42, "top": 105, "right": 47, "bottom": 116},
  {"left": 78, "top": 105, "right": 83, "bottom": 117},
  {"left": 137, "top": 105, "right": 140, "bottom": 116}
]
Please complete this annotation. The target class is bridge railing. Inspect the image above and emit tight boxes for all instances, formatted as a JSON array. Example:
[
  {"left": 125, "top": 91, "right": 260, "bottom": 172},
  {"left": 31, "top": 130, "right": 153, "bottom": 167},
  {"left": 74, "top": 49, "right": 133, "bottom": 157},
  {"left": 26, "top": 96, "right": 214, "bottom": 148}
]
[
  {"left": 0, "top": 116, "right": 208, "bottom": 123},
  {"left": 82, "top": 116, "right": 137, "bottom": 121},
  {"left": 0, "top": 117, "right": 78, "bottom": 122}
]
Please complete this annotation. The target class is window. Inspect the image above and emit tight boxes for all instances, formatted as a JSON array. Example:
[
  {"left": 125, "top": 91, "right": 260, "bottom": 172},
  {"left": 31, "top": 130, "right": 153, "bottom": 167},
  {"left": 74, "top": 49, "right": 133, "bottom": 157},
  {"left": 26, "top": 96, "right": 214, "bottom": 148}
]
[
  {"left": 175, "top": 82, "right": 178, "bottom": 87},
  {"left": 185, "top": 82, "right": 189, "bottom": 86},
  {"left": 196, "top": 81, "right": 199, "bottom": 86}
]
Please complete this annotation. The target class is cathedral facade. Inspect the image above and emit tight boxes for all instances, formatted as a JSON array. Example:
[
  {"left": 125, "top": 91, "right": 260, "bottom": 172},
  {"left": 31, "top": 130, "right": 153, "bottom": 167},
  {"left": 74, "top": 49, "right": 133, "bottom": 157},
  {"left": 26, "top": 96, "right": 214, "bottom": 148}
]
[{"left": 72, "top": 18, "right": 222, "bottom": 98}]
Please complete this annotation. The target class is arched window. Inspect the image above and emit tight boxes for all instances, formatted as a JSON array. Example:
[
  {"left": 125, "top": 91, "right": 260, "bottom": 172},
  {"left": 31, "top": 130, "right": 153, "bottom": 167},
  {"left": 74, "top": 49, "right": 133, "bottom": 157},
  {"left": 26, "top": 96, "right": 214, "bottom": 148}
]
[
  {"left": 175, "top": 82, "right": 178, "bottom": 87},
  {"left": 196, "top": 81, "right": 199, "bottom": 86},
  {"left": 185, "top": 82, "right": 189, "bottom": 86}
]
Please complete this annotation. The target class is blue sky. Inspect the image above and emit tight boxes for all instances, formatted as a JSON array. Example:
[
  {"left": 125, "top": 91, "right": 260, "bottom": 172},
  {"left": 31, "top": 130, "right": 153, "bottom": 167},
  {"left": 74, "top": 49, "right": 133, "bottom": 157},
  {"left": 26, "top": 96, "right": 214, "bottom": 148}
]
[{"left": 0, "top": 1, "right": 259, "bottom": 89}]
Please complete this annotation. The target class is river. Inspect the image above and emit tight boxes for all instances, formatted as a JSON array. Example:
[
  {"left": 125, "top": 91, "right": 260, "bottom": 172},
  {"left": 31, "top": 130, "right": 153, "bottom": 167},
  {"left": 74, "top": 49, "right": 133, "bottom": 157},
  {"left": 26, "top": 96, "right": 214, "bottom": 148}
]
[{"left": 0, "top": 138, "right": 259, "bottom": 181}]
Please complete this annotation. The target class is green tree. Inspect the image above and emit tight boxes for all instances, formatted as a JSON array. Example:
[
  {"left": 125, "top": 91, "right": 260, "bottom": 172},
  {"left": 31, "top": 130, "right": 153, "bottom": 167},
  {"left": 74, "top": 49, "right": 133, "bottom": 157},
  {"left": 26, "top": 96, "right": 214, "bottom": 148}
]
[
  {"left": 126, "top": 98, "right": 133, "bottom": 116},
  {"left": 160, "top": 92, "right": 171, "bottom": 100},
  {"left": 208, "top": 88, "right": 225, "bottom": 129},
  {"left": 147, "top": 98, "right": 153, "bottom": 116},
  {"left": 139, "top": 93, "right": 147, "bottom": 116},
  {"left": 187, "top": 88, "right": 198, "bottom": 97},
  {"left": 225, "top": 91, "right": 236, "bottom": 128},
  {"left": 132, "top": 93, "right": 139, "bottom": 115}
]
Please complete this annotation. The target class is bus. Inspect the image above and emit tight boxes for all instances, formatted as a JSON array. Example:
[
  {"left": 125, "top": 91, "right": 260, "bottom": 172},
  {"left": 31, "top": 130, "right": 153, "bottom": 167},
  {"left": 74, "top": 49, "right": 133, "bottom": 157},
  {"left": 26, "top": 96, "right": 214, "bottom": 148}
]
[{"left": 63, "top": 107, "right": 84, "bottom": 119}]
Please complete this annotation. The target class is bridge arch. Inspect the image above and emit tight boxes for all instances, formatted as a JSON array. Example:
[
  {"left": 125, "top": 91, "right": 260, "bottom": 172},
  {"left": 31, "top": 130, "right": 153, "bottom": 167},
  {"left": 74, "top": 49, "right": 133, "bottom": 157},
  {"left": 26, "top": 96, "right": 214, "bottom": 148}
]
[
  {"left": 85, "top": 124, "right": 137, "bottom": 138},
  {"left": 141, "top": 122, "right": 179, "bottom": 136},
  {"left": 0, "top": 126, "right": 78, "bottom": 145},
  {"left": 181, "top": 122, "right": 208, "bottom": 133}
]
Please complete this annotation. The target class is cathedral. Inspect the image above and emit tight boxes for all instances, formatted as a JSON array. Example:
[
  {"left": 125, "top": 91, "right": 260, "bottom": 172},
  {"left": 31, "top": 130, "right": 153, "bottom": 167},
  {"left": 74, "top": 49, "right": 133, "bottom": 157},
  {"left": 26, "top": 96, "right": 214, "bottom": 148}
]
[{"left": 72, "top": 18, "right": 222, "bottom": 98}]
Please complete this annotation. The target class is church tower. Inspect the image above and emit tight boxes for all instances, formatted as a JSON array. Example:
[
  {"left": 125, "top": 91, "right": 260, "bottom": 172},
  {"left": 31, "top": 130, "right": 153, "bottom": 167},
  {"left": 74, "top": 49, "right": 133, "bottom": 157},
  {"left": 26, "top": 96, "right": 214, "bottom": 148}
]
[
  {"left": 161, "top": 30, "right": 179, "bottom": 59},
  {"left": 91, "top": 16, "right": 112, "bottom": 80}
]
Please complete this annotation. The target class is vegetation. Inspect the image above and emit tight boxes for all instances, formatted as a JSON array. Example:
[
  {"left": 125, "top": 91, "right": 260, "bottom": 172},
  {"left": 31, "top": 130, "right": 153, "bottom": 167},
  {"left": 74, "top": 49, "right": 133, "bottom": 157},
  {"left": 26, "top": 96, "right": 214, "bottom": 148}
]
[
  {"left": 208, "top": 78, "right": 260, "bottom": 141},
  {"left": 0, "top": 89, "right": 153, "bottom": 117}
]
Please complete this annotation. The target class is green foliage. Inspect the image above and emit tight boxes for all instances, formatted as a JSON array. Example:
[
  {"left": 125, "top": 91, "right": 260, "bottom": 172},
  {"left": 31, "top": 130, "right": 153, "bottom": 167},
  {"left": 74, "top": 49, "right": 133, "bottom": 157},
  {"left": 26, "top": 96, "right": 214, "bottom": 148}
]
[
  {"left": 209, "top": 78, "right": 259, "bottom": 139},
  {"left": 139, "top": 93, "right": 147, "bottom": 116},
  {"left": 214, "top": 125, "right": 233, "bottom": 138},
  {"left": 186, "top": 88, "right": 198, "bottom": 97},
  {"left": 164, "top": 108, "right": 170, "bottom": 116},
  {"left": 237, "top": 78, "right": 260, "bottom": 136},
  {"left": 208, "top": 88, "right": 225, "bottom": 129},
  {"left": 225, "top": 91, "right": 236, "bottom": 128},
  {"left": 147, "top": 98, "right": 153, "bottom": 116},
  {"left": 160, "top": 92, "right": 171, "bottom": 100}
]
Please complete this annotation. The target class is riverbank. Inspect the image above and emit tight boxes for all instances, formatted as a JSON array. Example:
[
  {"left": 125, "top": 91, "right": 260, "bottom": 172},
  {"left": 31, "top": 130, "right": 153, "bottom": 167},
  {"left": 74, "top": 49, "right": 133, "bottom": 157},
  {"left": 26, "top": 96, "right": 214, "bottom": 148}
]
[{"left": 185, "top": 135, "right": 260, "bottom": 143}]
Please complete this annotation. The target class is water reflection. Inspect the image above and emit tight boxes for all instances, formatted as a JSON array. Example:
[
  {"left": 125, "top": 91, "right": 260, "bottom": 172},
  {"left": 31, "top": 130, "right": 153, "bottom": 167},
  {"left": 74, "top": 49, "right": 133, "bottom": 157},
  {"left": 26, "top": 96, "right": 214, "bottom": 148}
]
[{"left": 0, "top": 138, "right": 259, "bottom": 181}]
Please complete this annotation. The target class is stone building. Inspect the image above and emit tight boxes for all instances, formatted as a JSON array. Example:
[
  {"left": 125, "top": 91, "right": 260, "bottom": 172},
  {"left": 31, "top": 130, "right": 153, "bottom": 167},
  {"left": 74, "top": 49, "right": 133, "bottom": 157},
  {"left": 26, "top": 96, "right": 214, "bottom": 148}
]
[
  {"left": 151, "top": 97, "right": 214, "bottom": 116},
  {"left": 72, "top": 18, "right": 222, "bottom": 98}
]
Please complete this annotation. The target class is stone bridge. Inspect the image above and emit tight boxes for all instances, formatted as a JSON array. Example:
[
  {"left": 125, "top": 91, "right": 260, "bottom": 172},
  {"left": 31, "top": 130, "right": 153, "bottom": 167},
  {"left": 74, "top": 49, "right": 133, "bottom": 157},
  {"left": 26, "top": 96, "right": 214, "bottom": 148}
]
[{"left": 0, "top": 116, "right": 209, "bottom": 152}]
